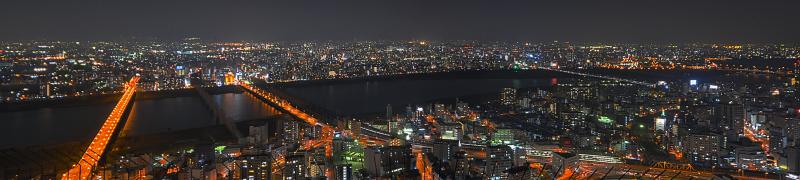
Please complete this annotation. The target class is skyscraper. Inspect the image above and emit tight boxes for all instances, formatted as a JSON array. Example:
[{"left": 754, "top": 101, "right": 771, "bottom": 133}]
[
  {"left": 501, "top": 88, "right": 517, "bottom": 106},
  {"left": 386, "top": 104, "right": 392, "bottom": 120},
  {"left": 364, "top": 145, "right": 412, "bottom": 177},
  {"left": 715, "top": 103, "right": 745, "bottom": 137},
  {"left": 486, "top": 145, "right": 514, "bottom": 178}
]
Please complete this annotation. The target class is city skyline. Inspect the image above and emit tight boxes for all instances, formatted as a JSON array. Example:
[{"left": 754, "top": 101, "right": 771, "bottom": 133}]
[
  {"left": 3, "top": 1, "right": 800, "bottom": 179},
  {"left": 2, "top": 39, "right": 799, "bottom": 179}
]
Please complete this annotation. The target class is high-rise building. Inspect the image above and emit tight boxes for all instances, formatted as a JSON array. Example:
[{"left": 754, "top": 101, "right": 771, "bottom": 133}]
[
  {"left": 501, "top": 88, "right": 517, "bottom": 105},
  {"left": 306, "top": 148, "right": 328, "bottom": 178},
  {"left": 785, "top": 147, "right": 800, "bottom": 173},
  {"left": 715, "top": 103, "right": 745, "bottom": 136},
  {"left": 281, "top": 118, "right": 302, "bottom": 146},
  {"left": 786, "top": 118, "right": 800, "bottom": 147},
  {"left": 434, "top": 103, "right": 447, "bottom": 116},
  {"left": 450, "top": 151, "right": 470, "bottom": 179},
  {"left": 769, "top": 119, "right": 787, "bottom": 157},
  {"left": 735, "top": 145, "right": 768, "bottom": 171},
  {"left": 486, "top": 145, "right": 514, "bottom": 178},
  {"left": 284, "top": 154, "right": 307, "bottom": 180},
  {"left": 655, "top": 116, "right": 667, "bottom": 132},
  {"left": 439, "top": 123, "right": 462, "bottom": 141},
  {"left": 248, "top": 124, "right": 270, "bottom": 145},
  {"left": 336, "top": 164, "right": 354, "bottom": 180},
  {"left": 682, "top": 132, "right": 722, "bottom": 165},
  {"left": 386, "top": 104, "right": 392, "bottom": 120},
  {"left": 432, "top": 140, "right": 459, "bottom": 162},
  {"left": 364, "top": 145, "right": 412, "bottom": 177},
  {"left": 238, "top": 155, "right": 272, "bottom": 180},
  {"left": 176, "top": 65, "right": 186, "bottom": 76},
  {"left": 491, "top": 129, "right": 514, "bottom": 145},
  {"left": 556, "top": 80, "right": 597, "bottom": 101}
]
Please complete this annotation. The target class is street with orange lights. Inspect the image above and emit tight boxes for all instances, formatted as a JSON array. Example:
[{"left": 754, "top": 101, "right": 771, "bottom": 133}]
[
  {"left": 415, "top": 152, "right": 433, "bottom": 180},
  {"left": 62, "top": 76, "right": 139, "bottom": 180},
  {"left": 744, "top": 124, "right": 770, "bottom": 154},
  {"left": 555, "top": 168, "right": 574, "bottom": 180}
]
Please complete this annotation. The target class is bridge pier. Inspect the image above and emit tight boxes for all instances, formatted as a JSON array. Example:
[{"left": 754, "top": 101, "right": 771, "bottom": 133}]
[{"left": 191, "top": 79, "right": 243, "bottom": 140}]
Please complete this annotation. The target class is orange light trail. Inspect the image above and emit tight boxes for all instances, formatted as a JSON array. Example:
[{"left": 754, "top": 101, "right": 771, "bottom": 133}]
[
  {"left": 743, "top": 125, "right": 769, "bottom": 154},
  {"left": 556, "top": 168, "right": 574, "bottom": 180},
  {"left": 63, "top": 76, "right": 139, "bottom": 180},
  {"left": 669, "top": 147, "right": 683, "bottom": 160},
  {"left": 416, "top": 152, "right": 433, "bottom": 180}
]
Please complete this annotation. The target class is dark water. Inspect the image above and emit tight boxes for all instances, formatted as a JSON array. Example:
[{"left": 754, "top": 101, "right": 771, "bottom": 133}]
[
  {"left": 6, "top": 69, "right": 777, "bottom": 148},
  {"left": 0, "top": 77, "right": 556, "bottom": 147},
  {"left": 278, "top": 70, "right": 792, "bottom": 116},
  {"left": 0, "top": 93, "right": 279, "bottom": 148},
  {"left": 282, "top": 78, "right": 555, "bottom": 115}
]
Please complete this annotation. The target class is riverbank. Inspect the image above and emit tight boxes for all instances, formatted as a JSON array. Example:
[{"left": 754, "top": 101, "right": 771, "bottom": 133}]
[
  {"left": 0, "top": 115, "right": 284, "bottom": 169},
  {"left": 0, "top": 85, "right": 242, "bottom": 112},
  {"left": 268, "top": 69, "right": 749, "bottom": 88},
  {"left": 110, "top": 115, "right": 284, "bottom": 156},
  {"left": 270, "top": 69, "right": 581, "bottom": 87},
  {"left": 1, "top": 69, "right": 749, "bottom": 112}
]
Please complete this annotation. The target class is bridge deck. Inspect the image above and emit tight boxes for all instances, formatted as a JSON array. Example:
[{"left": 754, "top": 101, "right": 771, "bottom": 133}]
[{"left": 62, "top": 76, "right": 139, "bottom": 180}]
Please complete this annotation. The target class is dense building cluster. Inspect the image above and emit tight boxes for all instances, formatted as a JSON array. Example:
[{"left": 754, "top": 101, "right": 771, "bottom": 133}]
[
  {"left": 1, "top": 40, "right": 798, "bottom": 102},
  {"left": 3, "top": 40, "right": 800, "bottom": 179},
  {"left": 106, "top": 71, "right": 800, "bottom": 179}
]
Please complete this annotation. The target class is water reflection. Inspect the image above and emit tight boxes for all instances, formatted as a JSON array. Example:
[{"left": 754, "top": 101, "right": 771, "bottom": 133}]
[
  {"left": 0, "top": 93, "right": 279, "bottom": 147},
  {"left": 283, "top": 78, "right": 550, "bottom": 115}
]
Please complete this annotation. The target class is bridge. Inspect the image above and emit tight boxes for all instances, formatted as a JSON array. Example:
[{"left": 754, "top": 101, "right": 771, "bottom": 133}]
[
  {"left": 538, "top": 67, "right": 658, "bottom": 87},
  {"left": 1, "top": 74, "right": 788, "bottom": 179},
  {"left": 2, "top": 79, "right": 333, "bottom": 179},
  {"left": 546, "top": 160, "right": 779, "bottom": 180},
  {"left": 239, "top": 82, "right": 335, "bottom": 172},
  {"left": 715, "top": 64, "right": 795, "bottom": 76},
  {"left": 239, "top": 82, "right": 329, "bottom": 128},
  {"left": 62, "top": 76, "right": 139, "bottom": 180},
  {"left": 191, "top": 79, "right": 243, "bottom": 140}
]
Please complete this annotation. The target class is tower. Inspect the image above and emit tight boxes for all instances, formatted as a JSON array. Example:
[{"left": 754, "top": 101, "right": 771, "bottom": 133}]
[{"left": 386, "top": 104, "right": 392, "bottom": 120}]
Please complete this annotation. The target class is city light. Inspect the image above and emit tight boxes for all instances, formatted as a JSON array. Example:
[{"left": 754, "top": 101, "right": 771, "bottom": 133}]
[
  {"left": 598, "top": 116, "right": 613, "bottom": 124},
  {"left": 1, "top": 32, "right": 797, "bottom": 180}
]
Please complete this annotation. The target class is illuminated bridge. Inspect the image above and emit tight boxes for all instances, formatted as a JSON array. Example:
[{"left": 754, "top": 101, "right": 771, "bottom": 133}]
[
  {"left": 239, "top": 82, "right": 334, "bottom": 153},
  {"left": 240, "top": 82, "right": 336, "bottom": 178},
  {"left": 240, "top": 82, "right": 326, "bottom": 127},
  {"left": 549, "top": 160, "right": 778, "bottom": 180},
  {"left": 538, "top": 67, "right": 658, "bottom": 87},
  {"left": 62, "top": 76, "right": 139, "bottom": 180}
]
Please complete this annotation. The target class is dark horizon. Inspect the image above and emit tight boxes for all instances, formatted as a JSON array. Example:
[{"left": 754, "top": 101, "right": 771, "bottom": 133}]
[{"left": 2, "top": 0, "right": 800, "bottom": 43}]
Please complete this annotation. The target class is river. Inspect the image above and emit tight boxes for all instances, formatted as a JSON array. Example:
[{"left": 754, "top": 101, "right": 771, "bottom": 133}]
[
  {"left": 281, "top": 77, "right": 556, "bottom": 115},
  {"left": 0, "top": 93, "right": 279, "bottom": 148},
  {"left": 4, "top": 69, "right": 762, "bottom": 148}
]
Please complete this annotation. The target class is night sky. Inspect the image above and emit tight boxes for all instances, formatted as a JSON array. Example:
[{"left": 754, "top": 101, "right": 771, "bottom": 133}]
[{"left": 2, "top": 0, "right": 799, "bottom": 42}]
